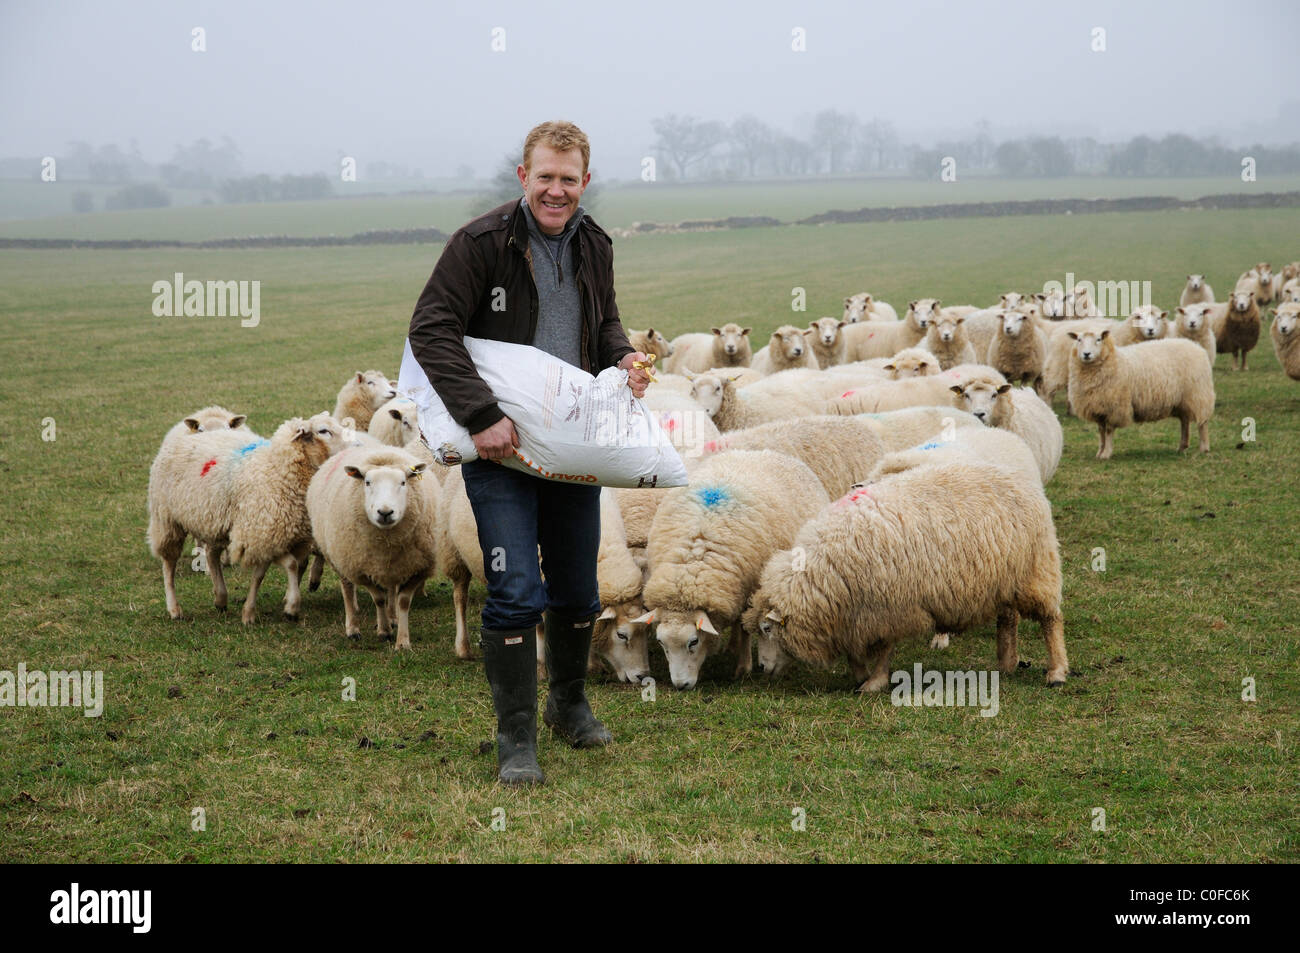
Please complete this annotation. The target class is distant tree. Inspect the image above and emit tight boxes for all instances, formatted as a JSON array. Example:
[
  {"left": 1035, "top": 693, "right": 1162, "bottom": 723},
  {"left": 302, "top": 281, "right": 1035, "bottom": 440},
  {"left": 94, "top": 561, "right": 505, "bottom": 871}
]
[
  {"left": 1028, "top": 137, "right": 1073, "bottom": 176},
  {"left": 994, "top": 140, "right": 1031, "bottom": 176},
  {"left": 811, "top": 109, "right": 858, "bottom": 173},
  {"left": 1108, "top": 135, "right": 1154, "bottom": 175},
  {"left": 651, "top": 114, "right": 725, "bottom": 179},
  {"left": 909, "top": 148, "right": 947, "bottom": 180},
  {"left": 772, "top": 135, "right": 814, "bottom": 175},
  {"left": 71, "top": 190, "right": 94, "bottom": 213},
  {"left": 856, "top": 119, "right": 900, "bottom": 172},
  {"left": 104, "top": 183, "right": 170, "bottom": 210},
  {"left": 971, "top": 119, "right": 994, "bottom": 170},
  {"left": 161, "top": 137, "right": 242, "bottom": 189},
  {"left": 729, "top": 114, "right": 774, "bottom": 177}
]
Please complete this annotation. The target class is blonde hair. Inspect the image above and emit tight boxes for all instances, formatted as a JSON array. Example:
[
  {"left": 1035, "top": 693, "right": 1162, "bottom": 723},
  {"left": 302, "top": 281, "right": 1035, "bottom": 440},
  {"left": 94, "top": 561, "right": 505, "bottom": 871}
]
[{"left": 522, "top": 120, "right": 590, "bottom": 175}]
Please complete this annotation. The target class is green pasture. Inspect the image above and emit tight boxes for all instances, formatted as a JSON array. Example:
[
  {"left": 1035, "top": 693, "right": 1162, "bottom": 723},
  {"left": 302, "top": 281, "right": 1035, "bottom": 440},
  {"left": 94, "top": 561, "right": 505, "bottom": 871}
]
[{"left": 0, "top": 204, "right": 1296, "bottom": 862}]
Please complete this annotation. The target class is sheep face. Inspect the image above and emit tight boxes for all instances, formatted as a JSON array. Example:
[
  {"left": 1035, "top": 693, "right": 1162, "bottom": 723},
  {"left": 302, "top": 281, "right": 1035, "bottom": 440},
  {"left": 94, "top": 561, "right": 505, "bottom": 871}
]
[
  {"left": 642, "top": 608, "right": 720, "bottom": 690},
  {"left": 184, "top": 407, "right": 249, "bottom": 433},
  {"left": 1255, "top": 263, "right": 1273, "bottom": 287},
  {"left": 1187, "top": 274, "right": 1205, "bottom": 291},
  {"left": 884, "top": 349, "right": 937, "bottom": 379},
  {"left": 844, "top": 293, "right": 872, "bottom": 322},
  {"left": 345, "top": 462, "right": 426, "bottom": 528},
  {"left": 906, "top": 299, "right": 940, "bottom": 332},
  {"left": 754, "top": 612, "right": 793, "bottom": 677},
  {"left": 950, "top": 380, "right": 1011, "bottom": 425},
  {"left": 932, "top": 314, "right": 964, "bottom": 343},
  {"left": 1177, "top": 305, "right": 1210, "bottom": 334},
  {"left": 649, "top": 329, "right": 674, "bottom": 356},
  {"left": 1274, "top": 306, "right": 1299, "bottom": 339},
  {"left": 357, "top": 370, "right": 398, "bottom": 410},
  {"left": 1282, "top": 284, "right": 1300, "bottom": 304},
  {"left": 999, "top": 292, "right": 1028, "bottom": 311},
  {"left": 1067, "top": 328, "right": 1113, "bottom": 365},
  {"left": 372, "top": 398, "right": 419, "bottom": 445},
  {"left": 304, "top": 412, "right": 350, "bottom": 456},
  {"left": 998, "top": 309, "right": 1031, "bottom": 338},
  {"left": 594, "top": 603, "right": 652, "bottom": 683},
  {"left": 688, "top": 374, "right": 726, "bottom": 418},
  {"left": 1128, "top": 306, "right": 1169, "bottom": 340},
  {"left": 810, "top": 317, "right": 844, "bottom": 346},
  {"left": 711, "top": 323, "right": 750, "bottom": 358},
  {"left": 1230, "top": 290, "right": 1254, "bottom": 314},
  {"left": 1036, "top": 290, "right": 1066, "bottom": 318},
  {"left": 771, "top": 325, "right": 807, "bottom": 360}
]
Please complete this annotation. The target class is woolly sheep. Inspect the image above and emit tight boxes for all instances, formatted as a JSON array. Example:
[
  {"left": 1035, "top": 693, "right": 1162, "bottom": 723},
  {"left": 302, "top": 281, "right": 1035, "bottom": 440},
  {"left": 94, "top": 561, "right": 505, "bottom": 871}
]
[
  {"left": 1069, "top": 283, "right": 1099, "bottom": 317},
  {"left": 1113, "top": 305, "right": 1170, "bottom": 347},
  {"left": 924, "top": 310, "right": 977, "bottom": 370},
  {"left": 1211, "top": 289, "right": 1262, "bottom": 370},
  {"left": 746, "top": 460, "right": 1068, "bottom": 689},
  {"left": 959, "top": 308, "right": 1002, "bottom": 360},
  {"left": 627, "top": 327, "right": 674, "bottom": 361},
  {"left": 843, "top": 292, "right": 898, "bottom": 323},
  {"left": 334, "top": 370, "right": 396, "bottom": 433},
  {"left": 1270, "top": 303, "right": 1300, "bottom": 380},
  {"left": 807, "top": 317, "right": 849, "bottom": 368},
  {"left": 842, "top": 299, "right": 934, "bottom": 361},
  {"left": 367, "top": 396, "right": 419, "bottom": 447},
  {"left": 689, "top": 371, "right": 832, "bottom": 431},
  {"left": 1041, "top": 317, "right": 1123, "bottom": 406},
  {"left": 698, "top": 415, "right": 885, "bottom": 499},
  {"left": 1033, "top": 288, "right": 1069, "bottom": 320},
  {"left": 865, "top": 425, "right": 1040, "bottom": 486},
  {"left": 635, "top": 450, "right": 829, "bottom": 689},
  {"left": 854, "top": 406, "right": 984, "bottom": 453},
  {"left": 306, "top": 446, "right": 438, "bottom": 650},
  {"left": 1179, "top": 274, "right": 1215, "bottom": 307},
  {"left": 881, "top": 347, "right": 942, "bottom": 379},
  {"left": 750, "top": 325, "right": 819, "bottom": 375},
  {"left": 986, "top": 309, "right": 1047, "bottom": 390},
  {"left": 826, "top": 364, "right": 987, "bottom": 415},
  {"left": 1251, "top": 263, "right": 1276, "bottom": 304},
  {"left": 1172, "top": 304, "right": 1217, "bottom": 365},
  {"left": 949, "top": 373, "right": 1063, "bottom": 483},
  {"left": 1066, "top": 326, "right": 1214, "bottom": 459},
  {"left": 148, "top": 413, "right": 347, "bottom": 622},
  {"left": 664, "top": 323, "right": 752, "bottom": 373},
  {"left": 1280, "top": 277, "right": 1300, "bottom": 304}
]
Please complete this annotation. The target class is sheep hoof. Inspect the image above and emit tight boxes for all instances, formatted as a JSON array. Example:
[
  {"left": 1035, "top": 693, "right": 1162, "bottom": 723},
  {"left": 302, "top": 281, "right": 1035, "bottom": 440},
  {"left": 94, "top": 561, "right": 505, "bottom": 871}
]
[
  {"left": 1017, "top": 660, "right": 1031, "bottom": 669},
  {"left": 1048, "top": 679, "right": 1066, "bottom": 688},
  {"left": 930, "top": 633, "right": 950, "bottom": 650},
  {"left": 347, "top": 632, "right": 361, "bottom": 641},
  {"left": 307, "top": 580, "right": 321, "bottom": 592},
  {"left": 241, "top": 611, "right": 257, "bottom": 625},
  {"left": 284, "top": 611, "right": 299, "bottom": 622},
  {"left": 168, "top": 609, "right": 184, "bottom": 621}
]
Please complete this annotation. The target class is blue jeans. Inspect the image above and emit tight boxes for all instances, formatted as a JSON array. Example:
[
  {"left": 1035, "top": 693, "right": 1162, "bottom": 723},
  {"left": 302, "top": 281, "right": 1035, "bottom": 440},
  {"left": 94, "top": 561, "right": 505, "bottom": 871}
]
[{"left": 461, "top": 459, "right": 602, "bottom": 631}]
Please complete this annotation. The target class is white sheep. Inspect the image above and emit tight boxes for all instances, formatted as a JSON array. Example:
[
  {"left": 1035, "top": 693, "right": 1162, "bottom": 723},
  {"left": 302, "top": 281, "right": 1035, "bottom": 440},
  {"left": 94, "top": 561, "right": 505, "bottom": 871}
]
[
  {"left": 924, "top": 310, "right": 977, "bottom": 370},
  {"left": 806, "top": 317, "right": 849, "bottom": 368},
  {"left": 664, "top": 323, "right": 752, "bottom": 373},
  {"left": 1280, "top": 277, "right": 1300, "bottom": 304},
  {"left": 1212, "top": 290, "right": 1262, "bottom": 370},
  {"left": 1033, "top": 288, "right": 1069, "bottom": 320},
  {"left": 749, "top": 325, "right": 819, "bottom": 375},
  {"left": 1172, "top": 304, "right": 1217, "bottom": 365},
  {"left": 948, "top": 371, "right": 1063, "bottom": 482},
  {"left": 1041, "top": 317, "right": 1123, "bottom": 406},
  {"left": 635, "top": 449, "right": 829, "bottom": 689},
  {"left": 865, "top": 425, "right": 1041, "bottom": 486},
  {"left": 688, "top": 371, "right": 832, "bottom": 432},
  {"left": 1066, "top": 326, "right": 1215, "bottom": 459},
  {"left": 986, "top": 309, "right": 1047, "bottom": 390},
  {"left": 697, "top": 415, "right": 885, "bottom": 498},
  {"left": 306, "top": 445, "right": 439, "bottom": 650},
  {"left": 826, "top": 365, "right": 986, "bottom": 415},
  {"left": 881, "top": 347, "right": 942, "bottom": 379},
  {"left": 853, "top": 406, "right": 984, "bottom": 452},
  {"left": 333, "top": 370, "right": 396, "bottom": 433},
  {"left": 1113, "top": 305, "right": 1170, "bottom": 346},
  {"left": 1270, "top": 303, "right": 1300, "bottom": 380},
  {"left": 842, "top": 299, "right": 935, "bottom": 361},
  {"left": 745, "top": 460, "right": 1068, "bottom": 689},
  {"left": 1179, "top": 275, "right": 1215, "bottom": 307},
  {"left": 626, "top": 327, "right": 674, "bottom": 361},
  {"left": 148, "top": 413, "right": 347, "bottom": 622},
  {"left": 843, "top": 292, "right": 898, "bottom": 322}
]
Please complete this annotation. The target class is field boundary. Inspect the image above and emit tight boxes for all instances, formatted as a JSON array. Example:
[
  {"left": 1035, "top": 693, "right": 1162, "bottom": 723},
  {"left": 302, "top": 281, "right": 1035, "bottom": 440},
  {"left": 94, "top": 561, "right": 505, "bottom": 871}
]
[{"left": 2, "top": 190, "right": 1297, "bottom": 249}]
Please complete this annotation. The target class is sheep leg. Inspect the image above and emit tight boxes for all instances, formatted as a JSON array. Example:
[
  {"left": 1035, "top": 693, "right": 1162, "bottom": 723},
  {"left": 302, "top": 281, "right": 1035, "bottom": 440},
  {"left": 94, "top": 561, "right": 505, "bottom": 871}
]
[
  {"left": 307, "top": 550, "right": 325, "bottom": 592},
  {"left": 364, "top": 584, "right": 392, "bottom": 637},
  {"left": 393, "top": 578, "right": 423, "bottom": 652},
  {"left": 1037, "top": 610, "right": 1069, "bottom": 687},
  {"left": 854, "top": 642, "right": 895, "bottom": 693},
  {"left": 451, "top": 571, "right": 473, "bottom": 659},
  {"left": 340, "top": 577, "right": 362, "bottom": 639},
  {"left": 730, "top": 620, "right": 752, "bottom": 678},
  {"left": 161, "top": 554, "right": 182, "bottom": 620},
  {"left": 207, "top": 542, "right": 229, "bottom": 612},
  {"left": 995, "top": 608, "right": 1021, "bottom": 674},
  {"left": 1198, "top": 419, "right": 1210, "bottom": 453},
  {"left": 930, "top": 631, "right": 952, "bottom": 650},
  {"left": 278, "top": 551, "right": 302, "bottom": 621},
  {"left": 1178, "top": 414, "right": 1191, "bottom": 452},
  {"left": 241, "top": 563, "right": 269, "bottom": 624}
]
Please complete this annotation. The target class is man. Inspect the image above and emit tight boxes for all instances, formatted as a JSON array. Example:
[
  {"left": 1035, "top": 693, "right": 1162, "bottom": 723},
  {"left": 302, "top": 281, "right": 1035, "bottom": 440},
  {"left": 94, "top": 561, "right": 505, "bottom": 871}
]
[{"left": 408, "top": 121, "right": 651, "bottom": 786}]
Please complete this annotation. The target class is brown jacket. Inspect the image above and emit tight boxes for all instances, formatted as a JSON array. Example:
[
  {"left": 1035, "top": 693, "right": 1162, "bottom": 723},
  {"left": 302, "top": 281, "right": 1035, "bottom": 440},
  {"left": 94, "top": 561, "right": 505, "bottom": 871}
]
[{"left": 407, "top": 199, "right": 635, "bottom": 434}]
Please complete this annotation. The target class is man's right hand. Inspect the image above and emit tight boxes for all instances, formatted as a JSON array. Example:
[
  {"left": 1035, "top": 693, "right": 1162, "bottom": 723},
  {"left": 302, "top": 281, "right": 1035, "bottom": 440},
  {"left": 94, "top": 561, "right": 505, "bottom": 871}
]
[{"left": 472, "top": 416, "right": 519, "bottom": 462}]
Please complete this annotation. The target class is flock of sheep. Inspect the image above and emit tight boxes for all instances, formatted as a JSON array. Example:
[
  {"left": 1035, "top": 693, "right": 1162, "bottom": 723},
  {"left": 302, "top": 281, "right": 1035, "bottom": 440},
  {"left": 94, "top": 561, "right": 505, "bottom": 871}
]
[{"left": 145, "top": 257, "right": 1299, "bottom": 695}]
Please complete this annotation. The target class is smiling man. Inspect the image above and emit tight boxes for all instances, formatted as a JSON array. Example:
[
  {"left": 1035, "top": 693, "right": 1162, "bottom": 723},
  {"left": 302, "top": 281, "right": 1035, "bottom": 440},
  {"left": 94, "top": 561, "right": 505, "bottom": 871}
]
[{"left": 408, "top": 121, "right": 650, "bottom": 786}]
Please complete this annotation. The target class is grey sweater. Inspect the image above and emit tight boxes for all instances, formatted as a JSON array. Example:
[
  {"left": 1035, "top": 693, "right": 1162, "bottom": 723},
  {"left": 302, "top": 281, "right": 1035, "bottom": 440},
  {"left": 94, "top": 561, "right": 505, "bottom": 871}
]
[{"left": 520, "top": 197, "right": 584, "bottom": 369}]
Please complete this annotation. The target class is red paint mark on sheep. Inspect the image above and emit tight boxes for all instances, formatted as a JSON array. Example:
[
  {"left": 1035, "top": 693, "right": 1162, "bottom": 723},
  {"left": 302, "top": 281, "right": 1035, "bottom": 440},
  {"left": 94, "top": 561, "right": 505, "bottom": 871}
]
[
  {"left": 200, "top": 459, "right": 217, "bottom": 477},
  {"left": 841, "top": 390, "right": 856, "bottom": 399}
]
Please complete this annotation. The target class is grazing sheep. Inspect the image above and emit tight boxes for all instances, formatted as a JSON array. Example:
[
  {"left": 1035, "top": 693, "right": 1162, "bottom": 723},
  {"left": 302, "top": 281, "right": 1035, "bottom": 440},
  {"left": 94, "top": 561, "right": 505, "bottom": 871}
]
[
  {"left": 1172, "top": 304, "right": 1217, "bottom": 365},
  {"left": 664, "top": 323, "right": 752, "bottom": 373},
  {"left": 333, "top": 370, "right": 396, "bottom": 433},
  {"left": 986, "top": 309, "right": 1047, "bottom": 390},
  {"left": 698, "top": 415, "right": 885, "bottom": 498},
  {"left": 1211, "top": 289, "right": 1262, "bottom": 370},
  {"left": 750, "top": 325, "right": 819, "bottom": 375},
  {"left": 854, "top": 406, "right": 984, "bottom": 452},
  {"left": 1066, "top": 326, "right": 1214, "bottom": 459},
  {"left": 948, "top": 372, "right": 1063, "bottom": 482},
  {"left": 843, "top": 292, "right": 898, "bottom": 323},
  {"left": 1179, "top": 274, "right": 1215, "bottom": 307},
  {"left": 1270, "top": 303, "right": 1300, "bottom": 380},
  {"left": 627, "top": 327, "right": 674, "bottom": 361},
  {"left": 924, "top": 310, "right": 978, "bottom": 370},
  {"left": 306, "top": 446, "right": 438, "bottom": 650},
  {"left": 636, "top": 450, "right": 829, "bottom": 689},
  {"left": 881, "top": 347, "right": 942, "bottom": 380},
  {"left": 841, "top": 299, "right": 935, "bottom": 361},
  {"left": 592, "top": 489, "right": 654, "bottom": 683},
  {"left": 148, "top": 413, "right": 347, "bottom": 621},
  {"left": 807, "top": 317, "right": 849, "bottom": 368},
  {"left": 746, "top": 460, "right": 1068, "bottom": 689}
]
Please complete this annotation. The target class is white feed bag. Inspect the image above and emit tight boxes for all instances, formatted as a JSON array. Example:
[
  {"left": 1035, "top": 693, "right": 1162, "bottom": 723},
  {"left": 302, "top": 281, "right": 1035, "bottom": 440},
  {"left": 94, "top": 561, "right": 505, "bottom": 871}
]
[{"left": 398, "top": 337, "right": 687, "bottom": 489}]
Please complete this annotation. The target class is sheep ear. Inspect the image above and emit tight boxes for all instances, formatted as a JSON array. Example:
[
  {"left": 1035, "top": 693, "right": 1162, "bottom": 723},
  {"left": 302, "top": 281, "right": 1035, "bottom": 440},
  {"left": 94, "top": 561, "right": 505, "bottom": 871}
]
[
  {"left": 598, "top": 606, "right": 617, "bottom": 621},
  {"left": 764, "top": 609, "right": 784, "bottom": 625},
  {"left": 229, "top": 415, "right": 247, "bottom": 429},
  {"left": 1159, "top": 310, "right": 1168, "bottom": 319},
  {"left": 408, "top": 463, "right": 427, "bottom": 479},
  {"left": 1066, "top": 331, "right": 1079, "bottom": 340},
  {"left": 695, "top": 610, "right": 719, "bottom": 635},
  {"left": 1035, "top": 293, "right": 1046, "bottom": 302},
  {"left": 837, "top": 320, "right": 846, "bottom": 328},
  {"left": 996, "top": 384, "right": 1012, "bottom": 395},
  {"left": 646, "top": 327, "right": 655, "bottom": 337},
  {"left": 953, "top": 314, "right": 966, "bottom": 324},
  {"left": 918, "top": 362, "right": 929, "bottom": 371},
  {"left": 355, "top": 372, "right": 365, "bottom": 382},
  {"left": 844, "top": 297, "right": 852, "bottom": 307},
  {"left": 932, "top": 299, "right": 941, "bottom": 309},
  {"left": 949, "top": 384, "right": 964, "bottom": 395},
  {"left": 802, "top": 327, "right": 813, "bottom": 335},
  {"left": 883, "top": 363, "right": 896, "bottom": 372},
  {"left": 388, "top": 408, "right": 402, "bottom": 420},
  {"left": 344, "top": 465, "right": 365, "bottom": 479},
  {"left": 183, "top": 417, "right": 201, "bottom": 432},
  {"left": 742, "top": 327, "right": 752, "bottom": 336},
  {"left": 1099, "top": 329, "right": 1111, "bottom": 340},
  {"left": 1176, "top": 307, "right": 1186, "bottom": 315},
  {"left": 293, "top": 426, "right": 314, "bottom": 442},
  {"left": 908, "top": 300, "right": 917, "bottom": 310},
  {"left": 711, "top": 327, "right": 721, "bottom": 335},
  {"left": 631, "top": 610, "right": 655, "bottom": 624}
]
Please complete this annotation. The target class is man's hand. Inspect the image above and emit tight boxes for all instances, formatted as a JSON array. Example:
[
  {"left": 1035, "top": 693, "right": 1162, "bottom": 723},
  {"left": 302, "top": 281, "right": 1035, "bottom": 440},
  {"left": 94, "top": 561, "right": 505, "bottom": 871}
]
[
  {"left": 472, "top": 416, "right": 519, "bottom": 462},
  {"left": 619, "top": 351, "right": 652, "bottom": 398}
]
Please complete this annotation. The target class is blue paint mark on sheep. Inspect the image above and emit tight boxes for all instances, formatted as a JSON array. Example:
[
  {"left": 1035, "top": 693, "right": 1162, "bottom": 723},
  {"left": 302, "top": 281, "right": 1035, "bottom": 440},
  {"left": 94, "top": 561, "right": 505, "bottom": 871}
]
[
  {"left": 236, "top": 439, "right": 269, "bottom": 456},
  {"left": 916, "top": 440, "right": 951, "bottom": 451},
  {"left": 695, "top": 486, "right": 729, "bottom": 508}
]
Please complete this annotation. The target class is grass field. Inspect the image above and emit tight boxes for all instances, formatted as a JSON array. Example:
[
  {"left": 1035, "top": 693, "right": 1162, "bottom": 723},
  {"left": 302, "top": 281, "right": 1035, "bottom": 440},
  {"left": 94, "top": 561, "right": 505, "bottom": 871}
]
[
  {"left": 1, "top": 204, "right": 1297, "bottom": 862},
  {"left": 5, "top": 173, "right": 1300, "bottom": 241}
]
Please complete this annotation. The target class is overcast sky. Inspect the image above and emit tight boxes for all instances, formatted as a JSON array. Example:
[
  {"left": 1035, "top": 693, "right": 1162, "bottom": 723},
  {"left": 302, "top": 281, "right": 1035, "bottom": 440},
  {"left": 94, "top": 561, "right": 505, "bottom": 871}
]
[{"left": 2, "top": 0, "right": 1296, "bottom": 179}]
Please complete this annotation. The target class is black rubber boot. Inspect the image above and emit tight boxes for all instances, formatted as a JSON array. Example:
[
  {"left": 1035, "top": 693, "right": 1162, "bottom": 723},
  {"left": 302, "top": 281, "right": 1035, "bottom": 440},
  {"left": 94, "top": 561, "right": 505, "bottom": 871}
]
[
  {"left": 480, "top": 627, "right": 545, "bottom": 786},
  {"left": 542, "top": 609, "right": 613, "bottom": 748}
]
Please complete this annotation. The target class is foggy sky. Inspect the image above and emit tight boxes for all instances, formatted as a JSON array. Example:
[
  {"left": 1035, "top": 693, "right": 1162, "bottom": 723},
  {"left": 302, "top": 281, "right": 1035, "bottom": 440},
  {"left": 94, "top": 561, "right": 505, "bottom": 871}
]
[{"left": 1, "top": 0, "right": 1296, "bottom": 180}]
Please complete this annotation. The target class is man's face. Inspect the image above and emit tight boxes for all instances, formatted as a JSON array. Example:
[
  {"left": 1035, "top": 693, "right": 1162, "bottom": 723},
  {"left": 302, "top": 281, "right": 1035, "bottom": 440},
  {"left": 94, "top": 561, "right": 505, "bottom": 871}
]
[{"left": 517, "top": 143, "right": 589, "bottom": 236}]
